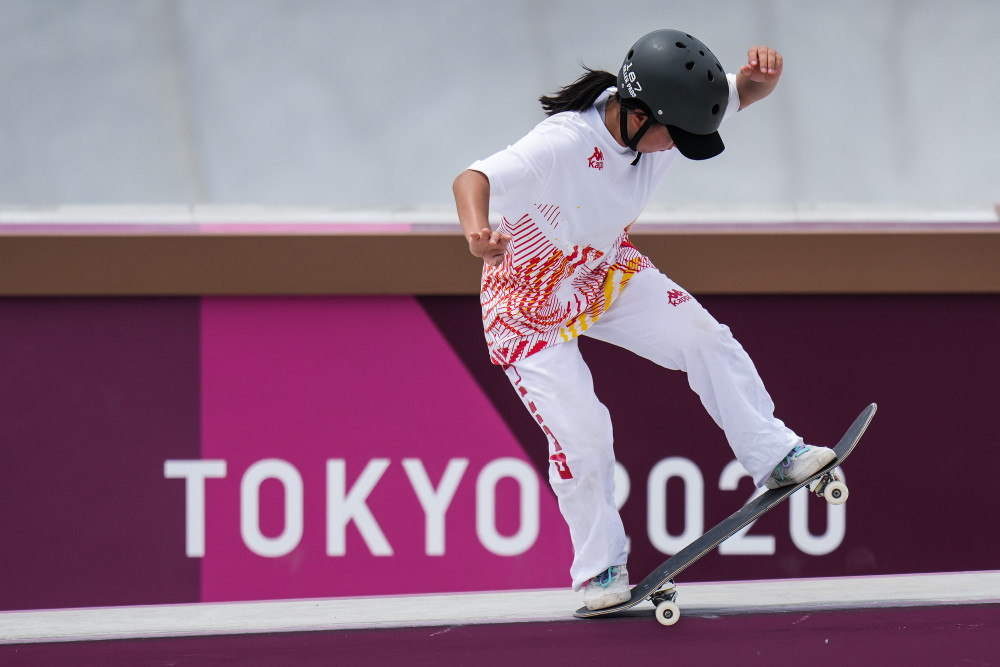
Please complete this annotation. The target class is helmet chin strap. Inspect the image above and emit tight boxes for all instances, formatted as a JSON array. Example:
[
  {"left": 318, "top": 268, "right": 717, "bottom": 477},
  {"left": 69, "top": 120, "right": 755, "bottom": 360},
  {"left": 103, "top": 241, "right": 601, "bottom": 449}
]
[{"left": 619, "top": 105, "right": 655, "bottom": 166}]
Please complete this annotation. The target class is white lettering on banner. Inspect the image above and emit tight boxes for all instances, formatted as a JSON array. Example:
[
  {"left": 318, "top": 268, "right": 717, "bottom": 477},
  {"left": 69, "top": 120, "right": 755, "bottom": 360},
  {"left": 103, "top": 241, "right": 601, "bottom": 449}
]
[
  {"left": 164, "top": 459, "right": 227, "bottom": 557},
  {"left": 717, "top": 459, "right": 773, "bottom": 555},
  {"left": 648, "top": 457, "right": 705, "bottom": 554},
  {"left": 402, "top": 458, "right": 469, "bottom": 556},
  {"left": 790, "top": 469, "right": 846, "bottom": 556},
  {"left": 163, "top": 456, "right": 846, "bottom": 559},
  {"left": 475, "top": 458, "right": 539, "bottom": 556},
  {"left": 640, "top": 457, "right": 846, "bottom": 557},
  {"left": 326, "top": 458, "right": 393, "bottom": 557},
  {"left": 241, "top": 459, "right": 303, "bottom": 557},
  {"left": 613, "top": 462, "right": 630, "bottom": 510}
]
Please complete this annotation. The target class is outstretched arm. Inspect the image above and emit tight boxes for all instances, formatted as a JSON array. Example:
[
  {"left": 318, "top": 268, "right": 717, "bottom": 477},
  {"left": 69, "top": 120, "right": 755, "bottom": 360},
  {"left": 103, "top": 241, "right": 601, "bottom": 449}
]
[
  {"left": 737, "top": 45, "right": 783, "bottom": 109},
  {"left": 453, "top": 169, "right": 510, "bottom": 267}
]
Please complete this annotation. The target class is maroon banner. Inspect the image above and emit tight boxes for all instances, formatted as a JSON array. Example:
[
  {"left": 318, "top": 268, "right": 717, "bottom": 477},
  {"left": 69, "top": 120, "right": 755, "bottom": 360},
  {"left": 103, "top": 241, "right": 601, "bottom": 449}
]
[
  {"left": 0, "top": 293, "right": 997, "bottom": 612},
  {"left": 0, "top": 298, "right": 201, "bottom": 610}
]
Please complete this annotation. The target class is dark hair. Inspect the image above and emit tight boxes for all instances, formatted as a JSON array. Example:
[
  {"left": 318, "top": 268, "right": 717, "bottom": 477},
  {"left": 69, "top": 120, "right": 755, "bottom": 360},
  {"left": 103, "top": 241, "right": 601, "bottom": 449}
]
[
  {"left": 539, "top": 66, "right": 650, "bottom": 117},
  {"left": 539, "top": 67, "right": 617, "bottom": 116}
]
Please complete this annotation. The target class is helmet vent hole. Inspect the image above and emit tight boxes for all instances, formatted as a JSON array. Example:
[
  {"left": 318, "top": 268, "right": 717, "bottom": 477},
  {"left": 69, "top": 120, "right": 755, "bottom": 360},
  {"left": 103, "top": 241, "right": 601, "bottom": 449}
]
[
  {"left": 716, "top": 63, "right": 723, "bottom": 72},
  {"left": 711, "top": 104, "right": 720, "bottom": 115},
  {"left": 699, "top": 50, "right": 705, "bottom": 56},
  {"left": 685, "top": 61, "right": 695, "bottom": 70},
  {"left": 627, "top": 49, "right": 634, "bottom": 59},
  {"left": 706, "top": 71, "right": 714, "bottom": 82},
  {"left": 675, "top": 41, "right": 686, "bottom": 48}
]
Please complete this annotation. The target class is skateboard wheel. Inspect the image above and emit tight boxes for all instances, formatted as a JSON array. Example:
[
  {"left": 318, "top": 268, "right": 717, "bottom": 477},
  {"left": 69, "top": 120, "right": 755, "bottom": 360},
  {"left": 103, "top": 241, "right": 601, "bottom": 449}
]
[
  {"left": 654, "top": 600, "right": 680, "bottom": 626},
  {"left": 823, "top": 480, "right": 848, "bottom": 505}
]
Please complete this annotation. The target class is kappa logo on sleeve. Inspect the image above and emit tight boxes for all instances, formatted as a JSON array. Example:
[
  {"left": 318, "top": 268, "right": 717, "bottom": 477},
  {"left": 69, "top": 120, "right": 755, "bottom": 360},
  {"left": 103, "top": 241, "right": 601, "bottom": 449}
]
[
  {"left": 667, "top": 289, "right": 692, "bottom": 307},
  {"left": 587, "top": 147, "right": 604, "bottom": 170}
]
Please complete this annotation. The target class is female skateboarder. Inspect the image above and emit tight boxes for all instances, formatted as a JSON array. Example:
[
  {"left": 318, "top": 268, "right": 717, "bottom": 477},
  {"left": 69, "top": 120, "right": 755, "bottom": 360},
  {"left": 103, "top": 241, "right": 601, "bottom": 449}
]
[{"left": 453, "top": 29, "right": 834, "bottom": 611}]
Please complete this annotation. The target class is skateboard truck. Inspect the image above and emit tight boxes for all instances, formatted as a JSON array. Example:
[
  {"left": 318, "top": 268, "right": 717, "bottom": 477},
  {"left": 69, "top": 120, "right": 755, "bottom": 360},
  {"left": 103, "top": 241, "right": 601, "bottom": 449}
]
[{"left": 809, "top": 469, "right": 849, "bottom": 505}]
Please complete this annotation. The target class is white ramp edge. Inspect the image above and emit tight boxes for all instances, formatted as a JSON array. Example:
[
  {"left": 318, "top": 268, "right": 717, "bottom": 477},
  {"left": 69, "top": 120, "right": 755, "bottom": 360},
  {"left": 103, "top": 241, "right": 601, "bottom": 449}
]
[{"left": 1, "top": 571, "right": 998, "bottom": 645}]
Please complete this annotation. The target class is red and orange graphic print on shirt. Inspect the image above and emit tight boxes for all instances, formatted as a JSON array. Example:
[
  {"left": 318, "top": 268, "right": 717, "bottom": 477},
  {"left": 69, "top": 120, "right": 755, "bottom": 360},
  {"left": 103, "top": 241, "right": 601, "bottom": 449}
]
[{"left": 481, "top": 203, "right": 651, "bottom": 366}]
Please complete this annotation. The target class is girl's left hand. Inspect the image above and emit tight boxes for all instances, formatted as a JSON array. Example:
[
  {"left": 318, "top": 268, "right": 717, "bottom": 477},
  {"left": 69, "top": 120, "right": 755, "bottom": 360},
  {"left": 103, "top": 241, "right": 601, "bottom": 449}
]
[{"left": 740, "top": 46, "right": 783, "bottom": 83}]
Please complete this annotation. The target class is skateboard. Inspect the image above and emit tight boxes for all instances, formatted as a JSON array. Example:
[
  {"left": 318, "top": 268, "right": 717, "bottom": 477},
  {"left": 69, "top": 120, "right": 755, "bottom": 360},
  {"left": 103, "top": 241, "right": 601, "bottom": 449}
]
[{"left": 574, "top": 402, "right": 877, "bottom": 626}]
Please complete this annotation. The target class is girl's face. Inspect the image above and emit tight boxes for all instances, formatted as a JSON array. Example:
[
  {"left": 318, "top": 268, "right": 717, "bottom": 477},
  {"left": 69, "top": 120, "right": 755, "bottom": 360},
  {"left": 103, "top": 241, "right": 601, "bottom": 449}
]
[
  {"left": 607, "top": 100, "right": 678, "bottom": 154},
  {"left": 626, "top": 109, "right": 676, "bottom": 153},
  {"left": 634, "top": 120, "right": 676, "bottom": 153}
]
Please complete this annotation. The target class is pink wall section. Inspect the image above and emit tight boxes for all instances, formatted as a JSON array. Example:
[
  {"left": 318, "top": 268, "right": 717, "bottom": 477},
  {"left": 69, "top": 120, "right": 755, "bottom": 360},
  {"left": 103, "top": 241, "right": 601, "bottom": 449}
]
[{"left": 199, "top": 296, "right": 571, "bottom": 601}]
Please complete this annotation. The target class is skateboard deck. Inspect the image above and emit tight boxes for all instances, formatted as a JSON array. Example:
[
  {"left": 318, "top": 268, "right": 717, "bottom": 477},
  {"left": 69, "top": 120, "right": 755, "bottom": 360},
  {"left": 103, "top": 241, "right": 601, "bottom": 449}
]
[{"left": 575, "top": 403, "right": 877, "bottom": 624}]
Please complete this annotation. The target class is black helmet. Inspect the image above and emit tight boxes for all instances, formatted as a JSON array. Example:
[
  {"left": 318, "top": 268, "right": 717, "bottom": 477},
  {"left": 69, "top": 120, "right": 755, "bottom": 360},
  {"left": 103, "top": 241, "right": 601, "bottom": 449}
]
[{"left": 617, "top": 29, "right": 730, "bottom": 160}]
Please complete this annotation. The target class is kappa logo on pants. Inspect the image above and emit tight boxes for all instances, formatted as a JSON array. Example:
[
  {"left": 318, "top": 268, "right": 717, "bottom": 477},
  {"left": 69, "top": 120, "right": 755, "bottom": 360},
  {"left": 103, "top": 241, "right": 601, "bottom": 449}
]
[{"left": 667, "top": 289, "right": 692, "bottom": 307}]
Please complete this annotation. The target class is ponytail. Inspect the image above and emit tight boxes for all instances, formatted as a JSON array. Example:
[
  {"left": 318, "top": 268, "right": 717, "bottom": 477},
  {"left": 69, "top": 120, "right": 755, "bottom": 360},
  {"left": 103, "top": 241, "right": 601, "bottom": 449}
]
[{"left": 539, "top": 67, "right": 618, "bottom": 116}]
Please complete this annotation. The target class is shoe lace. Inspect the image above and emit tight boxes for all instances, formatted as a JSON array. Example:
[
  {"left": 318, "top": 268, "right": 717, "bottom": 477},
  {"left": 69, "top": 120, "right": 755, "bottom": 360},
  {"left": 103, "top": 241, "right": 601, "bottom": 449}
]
[
  {"left": 593, "top": 566, "right": 619, "bottom": 588},
  {"left": 779, "top": 445, "right": 809, "bottom": 469}
]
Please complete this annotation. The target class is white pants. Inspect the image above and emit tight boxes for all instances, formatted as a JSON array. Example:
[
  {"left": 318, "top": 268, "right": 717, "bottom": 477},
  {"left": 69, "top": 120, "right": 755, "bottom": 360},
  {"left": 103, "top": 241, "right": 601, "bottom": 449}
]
[{"left": 503, "top": 269, "right": 803, "bottom": 591}]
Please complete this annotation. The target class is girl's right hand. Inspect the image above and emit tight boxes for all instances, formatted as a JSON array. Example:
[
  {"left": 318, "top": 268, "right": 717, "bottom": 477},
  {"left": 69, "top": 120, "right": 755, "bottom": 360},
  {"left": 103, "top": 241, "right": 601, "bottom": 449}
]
[{"left": 468, "top": 228, "right": 511, "bottom": 267}]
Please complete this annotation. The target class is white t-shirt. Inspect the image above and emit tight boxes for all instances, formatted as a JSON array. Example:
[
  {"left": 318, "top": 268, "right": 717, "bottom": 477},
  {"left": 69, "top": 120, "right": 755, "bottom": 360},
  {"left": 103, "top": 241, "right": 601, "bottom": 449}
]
[{"left": 470, "top": 77, "right": 740, "bottom": 365}]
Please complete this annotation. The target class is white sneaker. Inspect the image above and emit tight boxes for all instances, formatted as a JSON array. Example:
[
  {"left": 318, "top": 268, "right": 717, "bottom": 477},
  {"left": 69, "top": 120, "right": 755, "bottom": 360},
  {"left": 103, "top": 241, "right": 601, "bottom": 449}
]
[
  {"left": 765, "top": 445, "right": 836, "bottom": 490},
  {"left": 583, "top": 565, "right": 630, "bottom": 610}
]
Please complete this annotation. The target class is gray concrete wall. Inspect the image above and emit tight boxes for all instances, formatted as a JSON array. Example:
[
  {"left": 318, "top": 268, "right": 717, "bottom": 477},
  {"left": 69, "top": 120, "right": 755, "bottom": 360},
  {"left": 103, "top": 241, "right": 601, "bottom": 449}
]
[{"left": 0, "top": 0, "right": 997, "bottom": 208}]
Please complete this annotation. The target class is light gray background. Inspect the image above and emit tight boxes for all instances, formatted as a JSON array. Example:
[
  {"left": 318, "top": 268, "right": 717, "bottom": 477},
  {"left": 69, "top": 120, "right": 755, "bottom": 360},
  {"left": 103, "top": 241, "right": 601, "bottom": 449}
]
[{"left": 1, "top": 0, "right": 997, "bottom": 208}]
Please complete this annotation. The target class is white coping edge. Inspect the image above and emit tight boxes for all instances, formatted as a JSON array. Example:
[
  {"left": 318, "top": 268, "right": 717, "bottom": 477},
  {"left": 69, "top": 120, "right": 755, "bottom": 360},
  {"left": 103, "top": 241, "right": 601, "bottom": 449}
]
[{"left": 1, "top": 571, "right": 998, "bottom": 645}]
